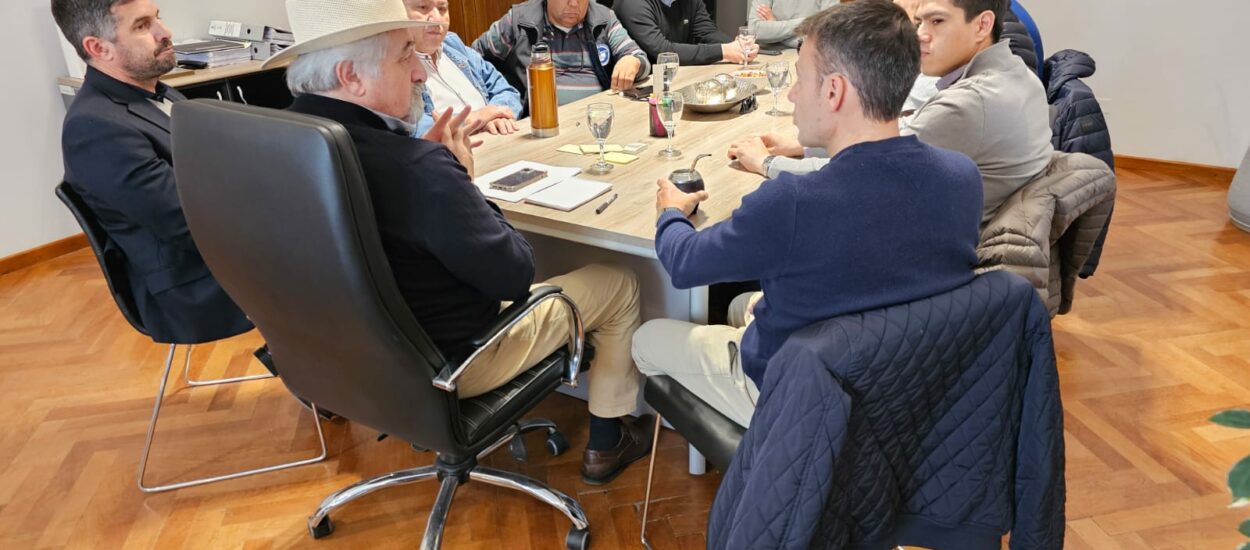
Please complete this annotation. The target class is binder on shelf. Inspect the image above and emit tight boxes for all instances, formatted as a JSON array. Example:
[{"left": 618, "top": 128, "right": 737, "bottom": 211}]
[
  {"left": 174, "top": 39, "right": 253, "bottom": 68},
  {"left": 210, "top": 20, "right": 294, "bottom": 45},
  {"left": 208, "top": 20, "right": 264, "bottom": 42}
]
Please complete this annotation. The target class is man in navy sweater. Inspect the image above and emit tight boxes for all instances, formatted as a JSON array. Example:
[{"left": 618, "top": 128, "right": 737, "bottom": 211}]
[{"left": 631, "top": 0, "right": 983, "bottom": 428}]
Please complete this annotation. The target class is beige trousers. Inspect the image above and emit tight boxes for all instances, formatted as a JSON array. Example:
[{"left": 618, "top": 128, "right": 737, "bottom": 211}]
[
  {"left": 457, "top": 263, "right": 642, "bottom": 419},
  {"left": 630, "top": 292, "right": 763, "bottom": 428}
]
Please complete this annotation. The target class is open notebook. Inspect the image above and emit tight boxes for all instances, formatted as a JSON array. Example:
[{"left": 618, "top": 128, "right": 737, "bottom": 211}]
[{"left": 524, "top": 178, "right": 612, "bottom": 212}]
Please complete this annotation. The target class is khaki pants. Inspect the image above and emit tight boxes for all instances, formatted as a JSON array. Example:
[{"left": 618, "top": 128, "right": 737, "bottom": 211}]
[
  {"left": 630, "top": 292, "right": 763, "bottom": 428},
  {"left": 458, "top": 264, "right": 642, "bottom": 419}
]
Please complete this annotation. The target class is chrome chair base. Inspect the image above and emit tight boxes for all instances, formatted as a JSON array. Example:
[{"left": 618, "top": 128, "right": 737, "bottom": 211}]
[
  {"left": 307, "top": 421, "right": 589, "bottom": 550},
  {"left": 137, "top": 343, "right": 328, "bottom": 493}
]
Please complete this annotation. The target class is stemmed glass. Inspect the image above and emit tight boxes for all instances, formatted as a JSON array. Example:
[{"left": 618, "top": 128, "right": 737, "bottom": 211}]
[
  {"left": 586, "top": 103, "right": 614, "bottom": 174},
  {"left": 737, "top": 26, "right": 756, "bottom": 68},
  {"left": 765, "top": 61, "right": 791, "bottom": 116},
  {"left": 656, "top": 52, "right": 679, "bottom": 94},
  {"left": 658, "top": 92, "right": 684, "bottom": 159}
]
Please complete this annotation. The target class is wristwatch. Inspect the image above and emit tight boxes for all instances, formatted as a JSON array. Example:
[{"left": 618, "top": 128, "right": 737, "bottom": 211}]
[{"left": 760, "top": 155, "right": 777, "bottom": 177}]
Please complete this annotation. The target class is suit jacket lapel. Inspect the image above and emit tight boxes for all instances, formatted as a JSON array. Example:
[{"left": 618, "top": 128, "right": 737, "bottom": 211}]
[
  {"left": 85, "top": 66, "right": 178, "bottom": 134},
  {"left": 127, "top": 99, "right": 171, "bottom": 134}
]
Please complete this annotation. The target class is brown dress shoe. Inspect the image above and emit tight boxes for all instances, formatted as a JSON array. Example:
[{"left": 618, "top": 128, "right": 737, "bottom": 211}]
[{"left": 581, "top": 414, "right": 656, "bottom": 485}]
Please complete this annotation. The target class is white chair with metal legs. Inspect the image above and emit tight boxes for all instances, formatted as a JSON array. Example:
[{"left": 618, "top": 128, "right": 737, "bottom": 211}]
[{"left": 137, "top": 343, "right": 328, "bottom": 493}]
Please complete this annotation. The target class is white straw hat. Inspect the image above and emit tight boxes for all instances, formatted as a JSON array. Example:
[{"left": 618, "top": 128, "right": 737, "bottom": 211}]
[{"left": 262, "top": 0, "right": 437, "bottom": 69}]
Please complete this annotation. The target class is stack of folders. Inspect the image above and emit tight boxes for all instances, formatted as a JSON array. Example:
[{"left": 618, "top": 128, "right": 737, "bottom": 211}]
[
  {"left": 174, "top": 39, "right": 252, "bottom": 68},
  {"left": 208, "top": 21, "right": 294, "bottom": 61}
]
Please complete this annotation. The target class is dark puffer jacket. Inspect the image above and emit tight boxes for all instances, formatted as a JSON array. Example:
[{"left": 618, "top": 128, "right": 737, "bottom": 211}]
[
  {"left": 1045, "top": 49, "right": 1114, "bottom": 277},
  {"left": 707, "top": 271, "right": 1065, "bottom": 550},
  {"left": 1001, "top": 10, "right": 1038, "bottom": 77}
]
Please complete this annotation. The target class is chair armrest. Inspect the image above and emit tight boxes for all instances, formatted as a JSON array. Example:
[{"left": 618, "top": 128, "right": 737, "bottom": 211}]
[
  {"left": 432, "top": 285, "right": 586, "bottom": 393},
  {"left": 467, "top": 285, "right": 563, "bottom": 348}
]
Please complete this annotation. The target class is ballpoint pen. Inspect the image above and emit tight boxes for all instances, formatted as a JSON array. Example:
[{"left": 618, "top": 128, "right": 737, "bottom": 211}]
[{"left": 595, "top": 193, "right": 619, "bottom": 214}]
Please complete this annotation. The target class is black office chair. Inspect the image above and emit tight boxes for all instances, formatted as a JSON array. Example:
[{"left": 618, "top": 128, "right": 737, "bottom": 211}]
[
  {"left": 637, "top": 377, "right": 745, "bottom": 550},
  {"left": 170, "top": 99, "right": 592, "bottom": 549},
  {"left": 54, "top": 183, "right": 327, "bottom": 493}
]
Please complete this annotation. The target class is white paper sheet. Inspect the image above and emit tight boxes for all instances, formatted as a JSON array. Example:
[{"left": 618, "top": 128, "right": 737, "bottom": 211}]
[{"left": 474, "top": 161, "right": 581, "bottom": 202}]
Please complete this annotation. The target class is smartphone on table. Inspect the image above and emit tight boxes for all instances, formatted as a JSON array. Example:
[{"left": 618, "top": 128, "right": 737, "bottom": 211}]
[
  {"left": 622, "top": 85, "right": 654, "bottom": 100},
  {"left": 489, "top": 168, "right": 548, "bottom": 192}
]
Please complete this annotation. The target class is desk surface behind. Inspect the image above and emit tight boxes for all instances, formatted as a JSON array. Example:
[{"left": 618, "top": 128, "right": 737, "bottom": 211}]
[
  {"left": 474, "top": 51, "right": 800, "bottom": 256},
  {"left": 57, "top": 59, "right": 291, "bottom": 90}
]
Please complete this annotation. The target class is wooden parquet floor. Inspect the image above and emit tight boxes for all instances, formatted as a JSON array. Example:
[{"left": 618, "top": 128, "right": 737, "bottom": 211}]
[{"left": 1, "top": 163, "right": 1247, "bottom": 549}]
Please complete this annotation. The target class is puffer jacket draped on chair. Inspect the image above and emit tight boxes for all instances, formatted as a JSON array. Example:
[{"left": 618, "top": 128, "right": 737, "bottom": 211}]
[
  {"left": 1001, "top": 9, "right": 1039, "bottom": 77},
  {"left": 1045, "top": 49, "right": 1115, "bottom": 278},
  {"left": 707, "top": 271, "right": 1065, "bottom": 550},
  {"left": 977, "top": 151, "right": 1116, "bottom": 316}
]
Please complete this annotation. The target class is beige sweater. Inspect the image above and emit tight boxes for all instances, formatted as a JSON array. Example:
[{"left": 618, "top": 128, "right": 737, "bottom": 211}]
[{"left": 904, "top": 40, "right": 1054, "bottom": 223}]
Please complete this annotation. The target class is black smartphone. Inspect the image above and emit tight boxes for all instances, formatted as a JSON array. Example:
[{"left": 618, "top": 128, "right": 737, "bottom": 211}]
[
  {"left": 177, "top": 59, "right": 209, "bottom": 69},
  {"left": 758, "top": 48, "right": 782, "bottom": 56},
  {"left": 623, "top": 85, "right": 653, "bottom": 100},
  {"left": 489, "top": 168, "right": 547, "bottom": 192}
]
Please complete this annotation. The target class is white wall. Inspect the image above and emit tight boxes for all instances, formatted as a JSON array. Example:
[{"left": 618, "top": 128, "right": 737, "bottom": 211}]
[
  {"left": 159, "top": 0, "right": 288, "bottom": 42},
  {"left": 0, "top": 1, "right": 81, "bottom": 259},
  {"left": 6, "top": 1, "right": 1249, "bottom": 258},
  {"left": 0, "top": 0, "right": 287, "bottom": 260},
  {"left": 1026, "top": 0, "right": 1250, "bottom": 168}
]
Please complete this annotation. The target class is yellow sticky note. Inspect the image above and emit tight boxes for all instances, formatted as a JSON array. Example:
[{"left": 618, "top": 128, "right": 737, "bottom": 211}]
[
  {"left": 557, "top": 144, "right": 584, "bottom": 155},
  {"left": 581, "top": 144, "right": 624, "bottom": 154},
  {"left": 604, "top": 152, "right": 638, "bottom": 164}
]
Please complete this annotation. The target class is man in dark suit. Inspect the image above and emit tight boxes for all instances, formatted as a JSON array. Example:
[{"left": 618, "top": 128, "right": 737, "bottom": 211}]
[
  {"left": 53, "top": 0, "right": 251, "bottom": 344},
  {"left": 273, "top": 0, "right": 651, "bottom": 484}
]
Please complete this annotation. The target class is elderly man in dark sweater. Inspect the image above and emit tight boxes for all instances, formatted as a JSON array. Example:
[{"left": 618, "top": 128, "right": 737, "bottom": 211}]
[
  {"left": 613, "top": 0, "right": 755, "bottom": 64},
  {"left": 278, "top": 0, "right": 652, "bottom": 485},
  {"left": 632, "top": 0, "right": 983, "bottom": 427}
]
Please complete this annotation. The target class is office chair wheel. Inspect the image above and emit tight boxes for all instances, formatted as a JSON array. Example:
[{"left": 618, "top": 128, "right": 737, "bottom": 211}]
[
  {"left": 309, "top": 516, "right": 334, "bottom": 539},
  {"left": 565, "top": 527, "right": 590, "bottom": 550},
  {"left": 546, "top": 431, "right": 570, "bottom": 456},
  {"left": 509, "top": 436, "right": 529, "bottom": 462}
]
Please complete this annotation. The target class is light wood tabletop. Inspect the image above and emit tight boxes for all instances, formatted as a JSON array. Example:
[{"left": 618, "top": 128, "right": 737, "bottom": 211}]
[
  {"left": 474, "top": 50, "right": 800, "bottom": 258},
  {"left": 57, "top": 59, "right": 291, "bottom": 90}
]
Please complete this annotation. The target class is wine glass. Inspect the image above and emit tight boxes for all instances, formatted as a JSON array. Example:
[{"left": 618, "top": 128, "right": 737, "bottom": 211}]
[
  {"left": 737, "top": 26, "right": 757, "bottom": 67},
  {"left": 656, "top": 52, "right": 679, "bottom": 94},
  {"left": 765, "top": 61, "right": 791, "bottom": 116},
  {"left": 658, "top": 92, "right": 684, "bottom": 159},
  {"left": 586, "top": 103, "right": 614, "bottom": 174}
]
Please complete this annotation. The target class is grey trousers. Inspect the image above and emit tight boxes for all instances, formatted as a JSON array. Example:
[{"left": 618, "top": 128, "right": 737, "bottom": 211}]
[{"left": 630, "top": 292, "right": 762, "bottom": 427}]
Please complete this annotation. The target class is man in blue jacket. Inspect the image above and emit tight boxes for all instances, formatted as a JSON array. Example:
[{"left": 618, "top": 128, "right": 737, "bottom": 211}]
[
  {"left": 631, "top": 0, "right": 983, "bottom": 428},
  {"left": 404, "top": 0, "right": 524, "bottom": 135},
  {"left": 53, "top": 0, "right": 252, "bottom": 344}
]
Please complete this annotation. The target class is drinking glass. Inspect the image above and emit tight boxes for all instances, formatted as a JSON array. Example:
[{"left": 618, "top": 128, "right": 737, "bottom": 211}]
[
  {"left": 657, "top": 52, "right": 679, "bottom": 94},
  {"left": 586, "top": 103, "right": 614, "bottom": 174},
  {"left": 765, "top": 61, "right": 791, "bottom": 116},
  {"left": 737, "top": 26, "right": 757, "bottom": 67},
  {"left": 658, "top": 92, "right": 684, "bottom": 159}
]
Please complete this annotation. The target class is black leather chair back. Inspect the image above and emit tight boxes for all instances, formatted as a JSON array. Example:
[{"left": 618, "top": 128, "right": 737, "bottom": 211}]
[
  {"left": 171, "top": 99, "right": 467, "bottom": 454},
  {"left": 55, "top": 182, "right": 150, "bottom": 337}
]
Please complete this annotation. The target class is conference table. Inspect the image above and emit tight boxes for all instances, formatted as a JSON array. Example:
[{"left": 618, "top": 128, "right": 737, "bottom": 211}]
[{"left": 473, "top": 51, "right": 799, "bottom": 472}]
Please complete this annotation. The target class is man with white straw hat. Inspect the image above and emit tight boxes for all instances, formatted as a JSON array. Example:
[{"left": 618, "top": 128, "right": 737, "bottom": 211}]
[{"left": 275, "top": 0, "right": 653, "bottom": 486}]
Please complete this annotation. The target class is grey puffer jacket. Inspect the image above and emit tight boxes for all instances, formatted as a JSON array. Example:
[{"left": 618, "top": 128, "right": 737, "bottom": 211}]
[{"left": 977, "top": 151, "right": 1116, "bottom": 316}]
